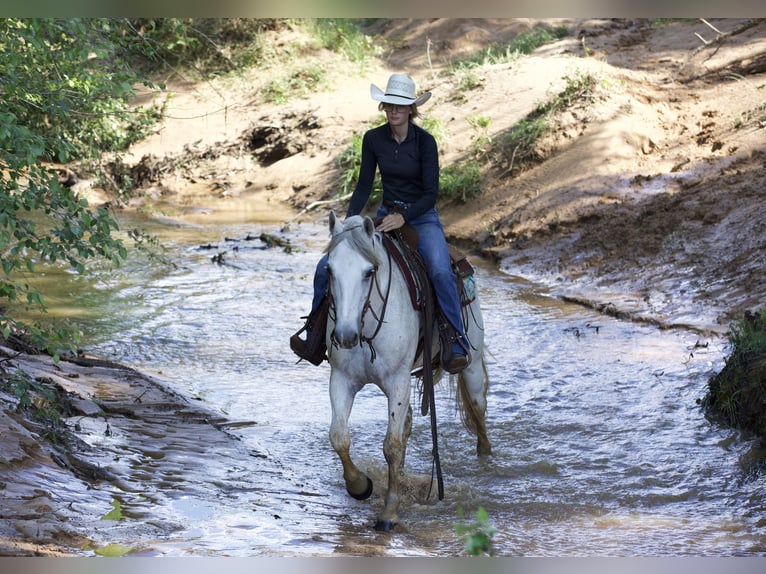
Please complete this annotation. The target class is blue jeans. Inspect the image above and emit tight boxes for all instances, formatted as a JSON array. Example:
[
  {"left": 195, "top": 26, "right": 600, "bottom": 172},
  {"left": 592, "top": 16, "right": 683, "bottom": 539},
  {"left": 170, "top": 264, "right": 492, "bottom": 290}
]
[{"left": 310, "top": 207, "right": 467, "bottom": 346}]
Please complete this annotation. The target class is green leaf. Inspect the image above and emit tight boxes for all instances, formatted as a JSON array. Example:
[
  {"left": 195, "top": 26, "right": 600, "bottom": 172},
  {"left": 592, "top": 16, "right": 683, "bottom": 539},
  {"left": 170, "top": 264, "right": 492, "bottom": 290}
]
[
  {"left": 93, "top": 543, "right": 134, "bottom": 557},
  {"left": 101, "top": 498, "right": 124, "bottom": 521}
]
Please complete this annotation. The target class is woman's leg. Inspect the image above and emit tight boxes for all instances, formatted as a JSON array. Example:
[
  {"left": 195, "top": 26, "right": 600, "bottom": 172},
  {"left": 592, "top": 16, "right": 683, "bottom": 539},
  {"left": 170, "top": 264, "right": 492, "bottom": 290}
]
[
  {"left": 311, "top": 253, "right": 329, "bottom": 315},
  {"left": 290, "top": 254, "right": 329, "bottom": 365},
  {"left": 410, "top": 210, "right": 470, "bottom": 373}
]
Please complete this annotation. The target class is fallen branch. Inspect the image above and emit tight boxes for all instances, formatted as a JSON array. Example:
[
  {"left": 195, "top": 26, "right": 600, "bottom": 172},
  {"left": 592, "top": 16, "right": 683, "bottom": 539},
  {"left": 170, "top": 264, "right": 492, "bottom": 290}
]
[
  {"left": 691, "top": 17, "right": 763, "bottom": 53},
  {"left": 700, "top": 18, "right": 725, "bottom": 36},
  {"left": 680, "top": 18, "right": 766, "bottom": 82},
  {"left": 281, "top": 192, "right": 352, "bottom": 231}
]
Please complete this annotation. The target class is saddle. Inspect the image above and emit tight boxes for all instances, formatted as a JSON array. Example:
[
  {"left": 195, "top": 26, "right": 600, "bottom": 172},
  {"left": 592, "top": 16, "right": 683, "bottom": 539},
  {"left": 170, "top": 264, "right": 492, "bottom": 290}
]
[
  {"left": 376, "top": 218, "right": 476, "bottom": 312},
  {"left": 375, "top": 219, "right": 476, "bottom": 375}
]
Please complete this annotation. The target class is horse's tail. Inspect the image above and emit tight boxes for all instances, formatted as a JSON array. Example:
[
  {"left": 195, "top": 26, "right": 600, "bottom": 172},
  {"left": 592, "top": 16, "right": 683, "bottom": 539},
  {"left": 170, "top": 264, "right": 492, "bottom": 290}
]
[{"left": 455, "top": 351, "right": 489, "bottom": 437}]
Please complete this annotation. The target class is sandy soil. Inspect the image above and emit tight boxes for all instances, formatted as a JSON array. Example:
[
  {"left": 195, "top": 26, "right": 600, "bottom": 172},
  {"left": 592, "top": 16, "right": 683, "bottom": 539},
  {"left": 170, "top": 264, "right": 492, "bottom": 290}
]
[{"left": 1, "top": 18, "right": 765, "bottom": 555}]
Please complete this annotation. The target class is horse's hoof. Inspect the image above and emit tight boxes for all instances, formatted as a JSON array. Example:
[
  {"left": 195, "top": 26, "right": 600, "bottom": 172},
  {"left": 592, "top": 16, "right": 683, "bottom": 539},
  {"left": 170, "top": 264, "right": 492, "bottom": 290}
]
[
  {"left": 477, "top": 443, "right": 492, "bottom": 457},
  {"left": 348, "top": 476, "right": 373, "bottom": 500},
  {"left": 374, "top": 519, "right": 396, "bottom": 532}
]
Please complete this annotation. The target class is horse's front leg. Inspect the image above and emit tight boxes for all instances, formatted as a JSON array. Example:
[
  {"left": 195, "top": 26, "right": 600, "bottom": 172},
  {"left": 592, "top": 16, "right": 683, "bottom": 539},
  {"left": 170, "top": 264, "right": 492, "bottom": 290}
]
[
  {"left": 329, "top": 372, "right": 373, "bottom": 501},
  {"left": 374, "top": 380, "right": 411, "bottom": 532}
]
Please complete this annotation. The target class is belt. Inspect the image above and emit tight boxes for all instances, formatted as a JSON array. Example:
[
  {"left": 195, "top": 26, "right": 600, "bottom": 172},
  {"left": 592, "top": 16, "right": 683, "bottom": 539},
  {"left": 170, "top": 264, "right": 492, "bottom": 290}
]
[{"left": 383, "top": 200, "right": 408, "bottom": 213}]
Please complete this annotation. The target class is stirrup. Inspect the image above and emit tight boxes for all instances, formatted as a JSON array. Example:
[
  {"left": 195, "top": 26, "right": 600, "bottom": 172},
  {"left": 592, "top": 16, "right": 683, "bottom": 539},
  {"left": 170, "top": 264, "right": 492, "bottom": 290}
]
[
  {"left": 289, "top": 297, "right": 330, "bottom": 366},
  {"left": 290, "top": 331, "right": 326, "bottom": 366},
  {"left": 443, "top": 343, "right": 471, "bottom": 374}
]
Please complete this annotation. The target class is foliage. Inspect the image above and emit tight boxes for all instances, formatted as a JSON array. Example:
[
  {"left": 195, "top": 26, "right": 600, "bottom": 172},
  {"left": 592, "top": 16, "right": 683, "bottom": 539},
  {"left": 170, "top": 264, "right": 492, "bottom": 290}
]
[
  {"left": 702, "top": 309, "right": 766, "bottom": 437},
  {"left": 0, "top": 18, "right": 162, "bottom": 358},
  {"left": 308, "top": 19, "right": 381, "bottom": 66},
  {"left": 455, "top": 506, "right": 497, "bottom": 556},
  {"left": 501, "top": 116, "right": 549, "bottom": 164},
  {"left": 421, "top": 115, "right": 447, "bottom": 145},
  {"left": 122, "top": 18, "right": 285, "bottom": 73},
  {"left": 440, "top": 160, "right": 482, "bottom": 203},
  {"left": 0, "top": 370, "right": 69, "bottom": 443},
  {"left": 448, "top": 25, "right": 569, "bottom": 71},
  {"left": 0, "top": 19, "right": 160, "bottom": 162},
  {"left": 337, "top": 132, "right": 372, "bottom": 198},
  {"left": 262, "top": 63, "right": 327, "bottom": 104},
  {"left": 544, "top": 69, "right": 599, "bottom": 114},
  {"left": 467, "top": 114, "right": 493, "bottom": 158}
]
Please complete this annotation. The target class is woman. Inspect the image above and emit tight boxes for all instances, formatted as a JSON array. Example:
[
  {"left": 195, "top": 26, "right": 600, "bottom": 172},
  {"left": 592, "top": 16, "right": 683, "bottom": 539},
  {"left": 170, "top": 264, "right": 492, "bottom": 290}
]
[{"left": 290, "top": 73, "right": 471, "bottom": 374}]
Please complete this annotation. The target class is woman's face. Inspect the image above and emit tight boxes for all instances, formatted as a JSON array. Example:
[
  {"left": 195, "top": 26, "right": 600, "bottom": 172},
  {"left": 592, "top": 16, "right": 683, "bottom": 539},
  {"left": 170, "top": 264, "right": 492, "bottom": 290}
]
[{"left": 382, "top": 104, "right": 411, "bottom": 126}]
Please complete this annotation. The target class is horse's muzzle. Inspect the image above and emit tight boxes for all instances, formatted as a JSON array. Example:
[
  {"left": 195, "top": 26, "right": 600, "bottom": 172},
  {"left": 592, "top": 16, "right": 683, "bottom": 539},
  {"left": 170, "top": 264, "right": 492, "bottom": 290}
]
[{"left": 331, "top": 327, "right": 359, "bottom": 349}]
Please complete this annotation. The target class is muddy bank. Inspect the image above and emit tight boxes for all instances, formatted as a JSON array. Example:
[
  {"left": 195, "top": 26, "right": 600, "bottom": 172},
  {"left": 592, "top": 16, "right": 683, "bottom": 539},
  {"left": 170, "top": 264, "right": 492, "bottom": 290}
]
[
  {"left": 0, "top": 344, "right": 265, "bottom": 556},
  {"left": 484, "top": 148, "right": 766, "bottom": 336}
]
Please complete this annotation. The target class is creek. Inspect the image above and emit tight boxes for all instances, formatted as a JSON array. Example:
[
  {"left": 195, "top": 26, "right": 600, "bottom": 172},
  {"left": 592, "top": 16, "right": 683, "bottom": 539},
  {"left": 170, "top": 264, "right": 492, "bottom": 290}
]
[{"left": 26, "top": 208, "right": 766, "bottom": 556}]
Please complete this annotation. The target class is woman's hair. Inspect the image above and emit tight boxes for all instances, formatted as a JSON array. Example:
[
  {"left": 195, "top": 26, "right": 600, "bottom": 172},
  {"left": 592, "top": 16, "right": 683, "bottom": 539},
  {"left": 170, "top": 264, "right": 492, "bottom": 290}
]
[{"left": 378, "top": 102, "right": 421, "bottom": 120}]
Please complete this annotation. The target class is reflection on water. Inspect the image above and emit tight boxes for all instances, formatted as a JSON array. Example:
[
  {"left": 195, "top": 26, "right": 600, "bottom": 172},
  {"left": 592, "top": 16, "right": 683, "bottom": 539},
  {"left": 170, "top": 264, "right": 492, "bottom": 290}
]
[{"left": 23, "top": 213, "right": 766, "bottom": 555}]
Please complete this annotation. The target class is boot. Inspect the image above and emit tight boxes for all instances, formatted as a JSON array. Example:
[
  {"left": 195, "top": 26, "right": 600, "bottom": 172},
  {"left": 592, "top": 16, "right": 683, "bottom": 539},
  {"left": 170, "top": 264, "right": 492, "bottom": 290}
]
[
  {"left": 289, "top": 296, "right": 329, "bottom": 366},
  {"left": 438, "top": 316, "right": 472, "bottom": 374},
  {"left": 443, "top": 339, "right": 471, "bottom": 374}
]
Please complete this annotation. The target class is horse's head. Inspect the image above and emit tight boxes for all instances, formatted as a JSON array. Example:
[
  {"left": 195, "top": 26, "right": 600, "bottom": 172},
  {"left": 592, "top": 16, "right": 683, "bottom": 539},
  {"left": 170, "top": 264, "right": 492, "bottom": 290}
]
[{"left": 326, "top": 212, "right": 382, "bottom": 349}]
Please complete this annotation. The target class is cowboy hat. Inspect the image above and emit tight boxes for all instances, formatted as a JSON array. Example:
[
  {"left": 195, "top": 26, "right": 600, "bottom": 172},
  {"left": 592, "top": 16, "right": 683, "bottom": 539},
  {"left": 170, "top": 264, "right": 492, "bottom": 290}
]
[{"left": 370, "top": 73, "right": 431, "bottom": 107}]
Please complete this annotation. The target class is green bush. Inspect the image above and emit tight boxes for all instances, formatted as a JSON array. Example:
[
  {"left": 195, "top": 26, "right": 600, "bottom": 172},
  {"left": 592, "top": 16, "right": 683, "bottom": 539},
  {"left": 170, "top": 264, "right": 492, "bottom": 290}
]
[
  {"left": 0, "top": 18, "right": 162, "bottom": 358},
  {"left": 440, "top": 161, "right": 482, "bottom": 203},
  {"left": 455, "top": 506, "right": 497, "bottom": 556},
  {"left": 703, "top": 309, "right": 766, "bottom": 437}
]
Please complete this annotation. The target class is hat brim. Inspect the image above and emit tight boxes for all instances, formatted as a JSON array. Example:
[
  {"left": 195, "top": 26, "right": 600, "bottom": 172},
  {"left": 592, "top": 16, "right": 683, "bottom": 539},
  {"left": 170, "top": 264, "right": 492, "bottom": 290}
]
[{"left": 370, "top": 83, "right": 431, "bottom": 107}]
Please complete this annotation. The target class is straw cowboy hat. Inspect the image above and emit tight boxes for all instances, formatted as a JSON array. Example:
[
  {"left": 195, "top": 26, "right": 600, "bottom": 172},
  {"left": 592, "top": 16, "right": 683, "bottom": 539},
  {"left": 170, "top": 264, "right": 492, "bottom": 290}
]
[{"left": 370, "top": 73, "right": 431, "bottom": 107}]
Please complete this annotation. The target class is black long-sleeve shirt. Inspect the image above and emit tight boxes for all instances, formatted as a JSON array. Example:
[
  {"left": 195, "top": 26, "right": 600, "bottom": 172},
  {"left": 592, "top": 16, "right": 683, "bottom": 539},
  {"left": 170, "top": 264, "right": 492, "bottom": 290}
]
[{"left": 345, "top": 122, "right": 440, "bottom": 223}]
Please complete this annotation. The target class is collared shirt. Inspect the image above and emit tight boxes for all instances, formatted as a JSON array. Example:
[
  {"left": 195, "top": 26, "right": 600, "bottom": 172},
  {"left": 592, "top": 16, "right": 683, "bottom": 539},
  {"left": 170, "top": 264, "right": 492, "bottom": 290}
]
[{"left": 345, "top": 122, "right": 440, "bottom": 223}]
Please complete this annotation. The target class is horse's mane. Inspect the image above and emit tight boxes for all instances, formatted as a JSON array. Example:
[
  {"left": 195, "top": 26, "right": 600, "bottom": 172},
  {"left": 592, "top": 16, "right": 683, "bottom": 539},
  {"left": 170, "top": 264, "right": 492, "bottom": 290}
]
[{"left": 324, "top": 217, "right": 383, "bottom": 268}]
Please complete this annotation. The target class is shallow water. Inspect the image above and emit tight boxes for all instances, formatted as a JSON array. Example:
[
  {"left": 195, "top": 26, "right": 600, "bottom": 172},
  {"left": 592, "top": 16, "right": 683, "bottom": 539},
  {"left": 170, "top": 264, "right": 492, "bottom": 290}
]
[{"left": 31, "top": 212, "right": 766, "bottom": 556}]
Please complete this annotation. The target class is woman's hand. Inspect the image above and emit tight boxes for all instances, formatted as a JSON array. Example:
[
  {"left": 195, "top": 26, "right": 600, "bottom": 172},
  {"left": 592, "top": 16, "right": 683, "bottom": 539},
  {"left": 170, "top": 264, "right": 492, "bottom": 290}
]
[{"left": 376, "top": 212, "right": 405, "bottom": 232}]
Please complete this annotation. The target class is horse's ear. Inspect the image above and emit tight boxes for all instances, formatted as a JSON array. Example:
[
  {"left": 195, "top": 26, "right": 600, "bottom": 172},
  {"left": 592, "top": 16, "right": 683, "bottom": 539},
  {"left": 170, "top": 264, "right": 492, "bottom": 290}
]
[
  {"left": 329, "top": 211, "right": 341, "bottom": 236},
  {"left": 363, "top": 216, "right": 375, "bottom": 237}
]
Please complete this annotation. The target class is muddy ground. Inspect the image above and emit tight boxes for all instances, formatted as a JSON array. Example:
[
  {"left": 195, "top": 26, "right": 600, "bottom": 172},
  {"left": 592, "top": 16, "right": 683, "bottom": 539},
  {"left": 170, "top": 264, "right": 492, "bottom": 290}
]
[{"left": 1, "top": 18, "right": 765, "bottom": 555}]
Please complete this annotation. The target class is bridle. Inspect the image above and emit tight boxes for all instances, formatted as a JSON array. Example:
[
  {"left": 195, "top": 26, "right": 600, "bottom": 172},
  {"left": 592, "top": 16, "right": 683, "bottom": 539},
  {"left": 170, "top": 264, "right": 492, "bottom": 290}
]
[{"left": 328, "top": 234, "right": 393, "bottom": 363}]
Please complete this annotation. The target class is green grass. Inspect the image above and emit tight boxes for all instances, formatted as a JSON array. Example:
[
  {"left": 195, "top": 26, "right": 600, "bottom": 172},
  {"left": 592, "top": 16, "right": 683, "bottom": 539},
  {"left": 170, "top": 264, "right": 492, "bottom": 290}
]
[
  {"left": 702, "top": 309, "right": 766, "bottom": 437},
  {"left": 440, "top": 160, "right": 482, "bottom": 203},
  {"left": 448, "top": 25, "right": 569, "bottom": 71},
  {"left": 262, "top": 63, "right": 327, "bottom": 104},
  {"left": 307, "top": 19, "right": 381, "bottom": 66}
]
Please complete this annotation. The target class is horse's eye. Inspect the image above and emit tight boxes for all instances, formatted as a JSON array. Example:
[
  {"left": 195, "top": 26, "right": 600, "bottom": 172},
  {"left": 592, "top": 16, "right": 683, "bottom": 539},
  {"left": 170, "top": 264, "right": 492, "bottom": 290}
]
[{"left": 364, "top": 268, "right": 376, "bottom": 280}]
